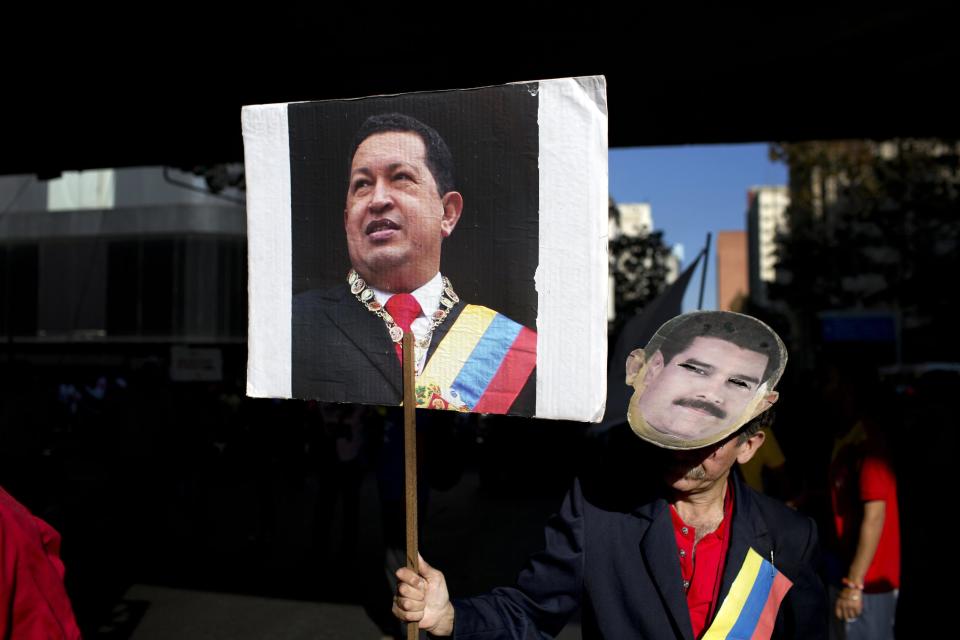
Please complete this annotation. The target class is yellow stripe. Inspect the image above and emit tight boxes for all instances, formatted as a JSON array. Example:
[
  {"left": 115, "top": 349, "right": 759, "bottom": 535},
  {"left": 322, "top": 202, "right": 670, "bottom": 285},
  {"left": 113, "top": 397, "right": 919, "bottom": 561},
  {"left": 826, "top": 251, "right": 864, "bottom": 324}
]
[
  {"left": 702, "top": 548, "right": 764, "bottom": 640},
  {"left": 417, "top": 305, "right": 496, "bottom": 405}
]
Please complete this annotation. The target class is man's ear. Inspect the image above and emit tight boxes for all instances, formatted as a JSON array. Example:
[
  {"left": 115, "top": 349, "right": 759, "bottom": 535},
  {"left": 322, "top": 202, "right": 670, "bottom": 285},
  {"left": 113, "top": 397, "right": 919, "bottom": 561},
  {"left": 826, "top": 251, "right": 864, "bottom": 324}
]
[
  {"left": 736, "top": 430, "right": 766, "bottom": 465},
  {"left": 748, "top": 389, "right": 779, "bottom": 421},
  {"left": 625, "top": 349, "right": 646, "bottom": 386},
  {"left": 642, "top": 350, "right": 665, "bottom": 385},
  {"left": 440, "top": 192, "right": 463, "bottom": 238}
]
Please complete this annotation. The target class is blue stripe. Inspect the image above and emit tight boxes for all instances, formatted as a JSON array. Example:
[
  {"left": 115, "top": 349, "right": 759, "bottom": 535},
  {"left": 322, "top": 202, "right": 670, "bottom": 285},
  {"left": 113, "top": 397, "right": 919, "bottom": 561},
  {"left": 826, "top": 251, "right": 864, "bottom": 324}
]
[
  {"left": 727, "top": 559, "right": 776, "bottom": 639},
  {"left": 450, "top": 313, "right": 523, "bottom": 408}
]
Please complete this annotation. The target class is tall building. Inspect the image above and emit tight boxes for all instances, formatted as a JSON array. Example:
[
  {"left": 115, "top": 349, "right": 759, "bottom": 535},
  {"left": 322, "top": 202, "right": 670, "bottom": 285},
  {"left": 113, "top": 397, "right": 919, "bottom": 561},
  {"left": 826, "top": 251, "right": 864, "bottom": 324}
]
[
  {"left": 746, "top": 185, "right": 789, "bottom": 305},
  {"left": 616, "top": 202, "right": 653, "bottom": 237},
  {"left": 716, "top": 231, "right": 748, "bottom": 311}
]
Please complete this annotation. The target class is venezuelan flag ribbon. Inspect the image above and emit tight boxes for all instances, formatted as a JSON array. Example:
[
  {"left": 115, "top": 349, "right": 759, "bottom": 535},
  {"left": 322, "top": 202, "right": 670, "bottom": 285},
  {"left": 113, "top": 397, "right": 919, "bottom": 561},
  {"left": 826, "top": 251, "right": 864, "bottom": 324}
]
[
  {"left": 701, "top": 548, "right": 793, "bottom": 640},
  {"left": 415, "top": 305, "right": 536, "bottom": 414}
]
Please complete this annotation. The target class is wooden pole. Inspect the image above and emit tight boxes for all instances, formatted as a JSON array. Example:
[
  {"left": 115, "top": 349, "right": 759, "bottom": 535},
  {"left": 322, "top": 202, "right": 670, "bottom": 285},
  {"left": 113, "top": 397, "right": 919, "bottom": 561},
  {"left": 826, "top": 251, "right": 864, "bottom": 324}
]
[{"left": 402, "top": 332, "right": 419, "bottom": 640}]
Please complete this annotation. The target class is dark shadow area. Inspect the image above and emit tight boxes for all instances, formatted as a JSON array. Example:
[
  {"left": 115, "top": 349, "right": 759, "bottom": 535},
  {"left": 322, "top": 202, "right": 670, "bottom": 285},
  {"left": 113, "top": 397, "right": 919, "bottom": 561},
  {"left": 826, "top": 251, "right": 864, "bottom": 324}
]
[
  {"left": 3, "top": 8, "right": 960, "bottom": 176},
  {"left": 0, "top": 352, "right": 587, "bottom": 638},
  {"left": 1, "top": 341, "right": 949, "bottom": 637}
]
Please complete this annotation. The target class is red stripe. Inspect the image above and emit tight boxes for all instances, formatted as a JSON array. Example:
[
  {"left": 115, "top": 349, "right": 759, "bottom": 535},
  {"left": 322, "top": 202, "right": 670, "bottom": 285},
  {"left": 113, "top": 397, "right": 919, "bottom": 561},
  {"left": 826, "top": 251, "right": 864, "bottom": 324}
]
[
  {"left": 749, "top": 572, "right": 793, "bottom": 640},
  {"left": 472, "top": 326, "right": 537, "bottom": 414}
]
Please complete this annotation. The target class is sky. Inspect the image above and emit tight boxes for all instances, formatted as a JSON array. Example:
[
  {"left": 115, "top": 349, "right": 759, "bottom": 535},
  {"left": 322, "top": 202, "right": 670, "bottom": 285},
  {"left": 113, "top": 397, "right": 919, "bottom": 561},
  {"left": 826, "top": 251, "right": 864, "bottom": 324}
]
[{"left": 608, "top": 143, "right": 788, "bottom": 312}]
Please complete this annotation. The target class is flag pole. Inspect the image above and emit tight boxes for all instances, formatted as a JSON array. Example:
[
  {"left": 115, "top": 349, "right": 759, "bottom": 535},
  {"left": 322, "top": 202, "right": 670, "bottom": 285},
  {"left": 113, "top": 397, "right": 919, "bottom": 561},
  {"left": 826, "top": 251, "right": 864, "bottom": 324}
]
[{"left": 697, "top": 232, "right": 712, "bottom": 310}]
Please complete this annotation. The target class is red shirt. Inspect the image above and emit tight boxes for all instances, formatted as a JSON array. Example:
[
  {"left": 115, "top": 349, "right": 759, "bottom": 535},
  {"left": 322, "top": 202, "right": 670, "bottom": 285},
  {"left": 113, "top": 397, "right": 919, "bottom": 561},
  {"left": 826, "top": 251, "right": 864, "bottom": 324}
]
[
  {"left": 0, "top": 487, "right": 82, "bottom": 639},
  {"left": 831, "top": 446, "right": 901, "bottom": 592},
  {"left": 670, "top": 482, "right": 734, "bottom": 638}
]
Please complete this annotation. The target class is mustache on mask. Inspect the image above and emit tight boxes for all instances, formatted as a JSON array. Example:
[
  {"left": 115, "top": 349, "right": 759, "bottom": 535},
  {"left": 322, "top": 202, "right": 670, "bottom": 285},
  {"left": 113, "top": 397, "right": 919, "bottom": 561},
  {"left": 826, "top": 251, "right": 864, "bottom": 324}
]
[{"left": 672, "top": 397, "right": 726, "bottom": 420}]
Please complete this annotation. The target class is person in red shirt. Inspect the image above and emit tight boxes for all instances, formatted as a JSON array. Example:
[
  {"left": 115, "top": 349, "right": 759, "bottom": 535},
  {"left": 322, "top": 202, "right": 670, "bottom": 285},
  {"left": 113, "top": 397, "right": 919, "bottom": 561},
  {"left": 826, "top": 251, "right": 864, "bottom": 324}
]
[
  {"left": 830, "top": 414, "right": 900, "bottom": 640},
  {"left": 0, "top": 486, "right": 82, "bottom": 639}
]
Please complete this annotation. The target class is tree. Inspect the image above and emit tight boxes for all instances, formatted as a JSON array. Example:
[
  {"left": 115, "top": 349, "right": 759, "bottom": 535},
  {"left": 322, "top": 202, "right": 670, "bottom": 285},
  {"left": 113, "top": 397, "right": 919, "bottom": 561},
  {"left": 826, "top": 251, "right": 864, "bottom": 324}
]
[
  {"left": 769, "top": 139, "right": 960, "bottom": 361},
  {"left": 608, "top": 198, "right": 673, "bottom": 335}
]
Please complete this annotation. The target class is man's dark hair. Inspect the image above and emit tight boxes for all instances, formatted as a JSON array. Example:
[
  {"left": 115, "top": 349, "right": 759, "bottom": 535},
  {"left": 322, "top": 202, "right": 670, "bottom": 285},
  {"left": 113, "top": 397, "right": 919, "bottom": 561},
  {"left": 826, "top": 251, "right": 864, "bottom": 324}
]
[
  {"left": 348, "top": 113, "right": 456, "bottom": 196},
  {"left": 734, "top": 408, "right": 775, "bottom": 445},
  {"left": 656, "top": 312, "right": 783, "bottom": 384}
]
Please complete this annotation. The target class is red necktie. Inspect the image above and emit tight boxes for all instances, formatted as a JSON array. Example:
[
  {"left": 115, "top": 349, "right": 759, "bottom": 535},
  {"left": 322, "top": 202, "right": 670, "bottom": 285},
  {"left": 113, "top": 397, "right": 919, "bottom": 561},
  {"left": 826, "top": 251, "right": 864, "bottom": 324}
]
[{"left": 384, "top": 293, "right": 422, "bottom": 363}]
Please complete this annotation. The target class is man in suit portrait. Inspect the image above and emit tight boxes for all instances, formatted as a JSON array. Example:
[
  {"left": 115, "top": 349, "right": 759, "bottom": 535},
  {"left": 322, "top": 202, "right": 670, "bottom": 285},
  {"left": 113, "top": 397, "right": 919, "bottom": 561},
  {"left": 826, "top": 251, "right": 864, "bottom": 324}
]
[
  {"left": 392, "top": 311, "right": 827, "bottom": 639},
  {"left": 292, "top": 113, "right": 537, "bottom": 415}
]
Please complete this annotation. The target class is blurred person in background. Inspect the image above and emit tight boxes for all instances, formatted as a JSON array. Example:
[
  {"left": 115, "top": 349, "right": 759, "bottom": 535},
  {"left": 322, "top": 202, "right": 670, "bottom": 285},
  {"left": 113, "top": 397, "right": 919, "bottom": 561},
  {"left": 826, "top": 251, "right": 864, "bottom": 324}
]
[{"left": 829, "top": 381, "right": 900, "bottom": 640}]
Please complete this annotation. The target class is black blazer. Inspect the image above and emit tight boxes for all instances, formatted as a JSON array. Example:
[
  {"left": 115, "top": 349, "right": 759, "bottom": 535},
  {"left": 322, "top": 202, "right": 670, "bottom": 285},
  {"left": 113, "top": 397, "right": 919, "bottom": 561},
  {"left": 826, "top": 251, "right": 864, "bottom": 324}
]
[
  {"left": 292, "top": 284, "right": 536, "bottom": 414},
  {"left": 452, "top": 462, "right": 827, "bottom": 639}
]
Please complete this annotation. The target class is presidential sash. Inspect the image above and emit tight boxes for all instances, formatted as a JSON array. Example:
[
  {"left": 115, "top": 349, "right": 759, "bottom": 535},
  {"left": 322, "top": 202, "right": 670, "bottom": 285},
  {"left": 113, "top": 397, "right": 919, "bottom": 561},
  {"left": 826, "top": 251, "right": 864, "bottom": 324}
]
[
  {"left": 415, "top": 305, "right": 536, "bottom": 414},
  {"left": 701, "top": 548, "right": 793, "bottom": 640}
]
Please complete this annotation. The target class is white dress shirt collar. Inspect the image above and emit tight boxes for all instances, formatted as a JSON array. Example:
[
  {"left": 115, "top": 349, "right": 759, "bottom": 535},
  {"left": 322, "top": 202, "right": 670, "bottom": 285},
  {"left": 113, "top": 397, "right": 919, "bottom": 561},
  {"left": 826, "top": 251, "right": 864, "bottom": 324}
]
[{"left": 369, "top": 271, "right": 443, "bottom": 319}]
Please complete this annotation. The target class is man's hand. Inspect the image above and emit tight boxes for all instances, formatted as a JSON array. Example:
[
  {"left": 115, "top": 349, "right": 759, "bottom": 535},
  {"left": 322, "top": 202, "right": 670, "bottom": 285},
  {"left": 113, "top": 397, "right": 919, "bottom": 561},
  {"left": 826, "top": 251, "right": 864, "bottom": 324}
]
[
  {"left": 393, "top": 554, "right": 455, "bottom": 636},
  {"left": 835, "top": 587, "right": 863, "bottom": 621}
]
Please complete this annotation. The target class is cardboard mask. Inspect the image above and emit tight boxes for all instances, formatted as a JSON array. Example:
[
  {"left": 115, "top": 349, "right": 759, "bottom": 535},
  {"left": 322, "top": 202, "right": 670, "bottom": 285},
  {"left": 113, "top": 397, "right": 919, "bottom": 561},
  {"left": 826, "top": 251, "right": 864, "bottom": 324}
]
[{"left": 625, "top": 311, "right": 786, "bottom": 449}]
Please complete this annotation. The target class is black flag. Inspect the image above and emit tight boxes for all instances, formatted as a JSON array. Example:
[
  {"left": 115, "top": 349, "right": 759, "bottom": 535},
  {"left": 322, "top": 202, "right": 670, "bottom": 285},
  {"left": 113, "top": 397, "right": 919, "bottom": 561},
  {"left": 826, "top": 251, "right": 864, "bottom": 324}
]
[{"left": 598, "top": 248, "right": 705, "bottom": 431}]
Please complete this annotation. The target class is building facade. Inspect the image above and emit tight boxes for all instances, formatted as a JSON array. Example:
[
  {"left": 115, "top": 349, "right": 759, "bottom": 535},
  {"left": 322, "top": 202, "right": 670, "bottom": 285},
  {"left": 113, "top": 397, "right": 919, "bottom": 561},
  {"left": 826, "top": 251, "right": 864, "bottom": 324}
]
[{"left": 746, "top": 185, "right": 789, "bottom": 306}]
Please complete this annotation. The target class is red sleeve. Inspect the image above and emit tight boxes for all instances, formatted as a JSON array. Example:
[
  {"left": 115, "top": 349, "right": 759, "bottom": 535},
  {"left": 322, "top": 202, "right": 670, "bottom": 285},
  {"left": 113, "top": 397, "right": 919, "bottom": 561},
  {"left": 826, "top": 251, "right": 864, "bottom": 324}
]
[
  {"left": 859, "top": 455, "right": 895, "bottom": 503},
  {"left": 0, "top": 492, "right": 82, "bottom": 640},
  {"left": 0, "top": 505, "right": 17, "bottom": 638}
]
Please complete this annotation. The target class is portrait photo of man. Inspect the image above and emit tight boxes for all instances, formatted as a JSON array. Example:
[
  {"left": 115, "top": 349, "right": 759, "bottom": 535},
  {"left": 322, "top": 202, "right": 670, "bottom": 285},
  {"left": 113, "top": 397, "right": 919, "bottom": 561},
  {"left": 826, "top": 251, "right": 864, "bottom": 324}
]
[
  {"left": 288, "top": 86, "right": 540, "bottom": 415},
  {"left": 626, "top": 311, "right": 786, "bottom": 449},
  {"left": 243, "top": 76, "right": 608, "bottom": 421}
]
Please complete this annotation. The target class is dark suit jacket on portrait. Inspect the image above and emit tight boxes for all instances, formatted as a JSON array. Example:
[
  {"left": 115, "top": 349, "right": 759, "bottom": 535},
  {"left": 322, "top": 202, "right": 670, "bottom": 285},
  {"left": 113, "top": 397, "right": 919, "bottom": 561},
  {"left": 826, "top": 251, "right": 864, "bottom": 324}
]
[
  {"left": 451, "top": 433, "right": 828, "bottom": 639},
  {"left": 292, "top": 284, "right": 536, "bottom": 415}
]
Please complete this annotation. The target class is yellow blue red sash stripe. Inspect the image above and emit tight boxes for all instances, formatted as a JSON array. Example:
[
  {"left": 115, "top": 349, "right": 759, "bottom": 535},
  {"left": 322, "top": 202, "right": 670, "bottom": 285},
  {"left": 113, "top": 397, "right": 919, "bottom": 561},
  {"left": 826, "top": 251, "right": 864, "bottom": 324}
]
[
  {"left": 702, "top": 548, "right": 793, "bottom": 640},
  {"left": 417, "top": 305, "right": 536, "bottom": 414}
]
